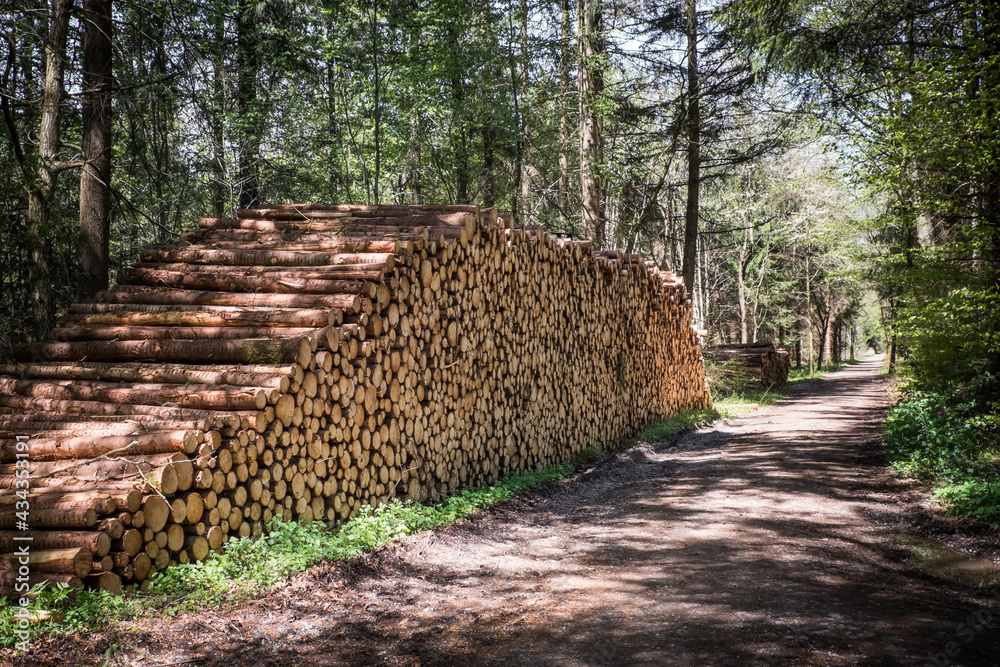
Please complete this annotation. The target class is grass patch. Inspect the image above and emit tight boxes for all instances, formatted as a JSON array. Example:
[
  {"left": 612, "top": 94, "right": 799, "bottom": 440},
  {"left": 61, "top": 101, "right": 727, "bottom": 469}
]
[
  {"left": 0, "top": 463, "right": 578, "bottom": 648},
  {"left": 637, "top": 408, "right": 720, "bottom": 442},
  {"left": 712, "top": 390, "right": 782, "bottom": 419},
  {"left": 787, "top": 360, "right": 853, "bottom": 383}
]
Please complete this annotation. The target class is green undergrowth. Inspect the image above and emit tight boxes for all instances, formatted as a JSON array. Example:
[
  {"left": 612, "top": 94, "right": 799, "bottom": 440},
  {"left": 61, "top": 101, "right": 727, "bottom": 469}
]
[
  {"left": 0, "top": 387, "right": 818, "bottom": 649},
  {"left": 636, "top": 408, "right": 721, "bottom": 441},
  {"left": 885, "top": 372, "right": 1000, "bottom": 526},
  {"left": 0, "top": 460, "right": 582, "bottom": 648},
  {"left": 706, "top": 358, "right": 854, "bottom": 420},
  {"left": 787, "top": 361, "right": 851, "bottom": 383},
  {"left": 712, "top": 391, "right": 783, "bottom": 419}
]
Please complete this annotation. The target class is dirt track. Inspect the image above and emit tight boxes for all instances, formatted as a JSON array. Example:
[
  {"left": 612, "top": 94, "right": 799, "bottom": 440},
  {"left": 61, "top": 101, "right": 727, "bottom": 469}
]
[{"left": 13, "top": 356, "right": 1000, "bottom": 666}]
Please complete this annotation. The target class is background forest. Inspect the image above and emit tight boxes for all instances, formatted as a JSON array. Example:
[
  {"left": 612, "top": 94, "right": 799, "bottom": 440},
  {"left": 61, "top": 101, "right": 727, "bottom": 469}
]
[{"left": 1, "top": 3, "right": 997, "bottom": 514}]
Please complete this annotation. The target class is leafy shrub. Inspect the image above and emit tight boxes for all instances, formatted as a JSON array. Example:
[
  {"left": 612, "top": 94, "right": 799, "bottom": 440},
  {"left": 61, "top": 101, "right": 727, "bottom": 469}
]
[
  {"left": 885, "top": 372, "right": 1000, "bottom": 525},
  {"left": 933, "top": 480, "right": 1000, "bottom": 525}
]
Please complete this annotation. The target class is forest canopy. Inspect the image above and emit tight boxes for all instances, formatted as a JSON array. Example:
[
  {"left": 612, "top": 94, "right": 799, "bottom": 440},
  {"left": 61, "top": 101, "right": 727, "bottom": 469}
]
[{"left": 1, "top": 0, "right": 997, "bottom": 401}]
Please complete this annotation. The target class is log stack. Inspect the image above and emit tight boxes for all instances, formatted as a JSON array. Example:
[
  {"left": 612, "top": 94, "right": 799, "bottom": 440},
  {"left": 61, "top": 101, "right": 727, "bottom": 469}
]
[
  {"left": 703, "top": 342, "right": 790, "bottom": 390},
  {"left": 0, "top": 203, "right": 710, "bottom": 595}
]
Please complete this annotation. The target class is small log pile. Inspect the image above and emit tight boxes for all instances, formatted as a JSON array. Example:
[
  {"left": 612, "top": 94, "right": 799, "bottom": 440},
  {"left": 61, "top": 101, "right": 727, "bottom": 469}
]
[
  {"left": 703, "top": 342, "right": 790, "bottom": 390},
  {"left": 0, "top": 204, "right": 710, "bottom": 595}
]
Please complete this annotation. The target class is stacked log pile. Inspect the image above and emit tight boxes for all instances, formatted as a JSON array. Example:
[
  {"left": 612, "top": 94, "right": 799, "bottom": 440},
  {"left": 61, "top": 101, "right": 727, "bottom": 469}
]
[
  {"left": 703, "top": 342, "right": 790, "bottom": 390},
  {"left": 0, "top": 203, "right": 710, "bottom": 595}
]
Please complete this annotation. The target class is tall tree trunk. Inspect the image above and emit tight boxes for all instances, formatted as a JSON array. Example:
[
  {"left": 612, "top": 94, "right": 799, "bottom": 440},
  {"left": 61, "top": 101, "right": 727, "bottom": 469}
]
[
  {"left": 404, "top": 6, "right": 422, "bottom": 205},
  {"left": 210, "top": 9, "right": 227, "bottom": 217},
  {"left": 369, "top": 1, "right": 382, "bottom": 204},
  {"left": 78, "top": 0, "right": 114, "bottom": 302},
  {"left": 697, "top": 231, "right": 708, "bottom": 332},
  {"left": 26, "top": 0, "right": 72, "bottom": 339},
  {"left": 236, "top": 1, "right": 261, "bottom": 209},
  {"left": 447, "top": 24, "right": 470, "bottom": 204},
  {"left": 681, "top": 0, "right": 700, "bottom": 297},
  {"left": 558, "top": 0, "right": 572, "bottom": 229},
  {"left": 805, "top": 243, "right": 814, "bottom": 376},
  {"left": 819, "top": 308, "right": 832, "bottom": 368},
  {"left": 408, "top": 110, "right": 421, "bottom": 204},
  {"left": 482, "top": 124, "right": 496, "bottom": 207},
  {"left": 832, "top": 317, "right": 841, "bottom": 363},
  {"left": 578, "top": 0, "right": 605, "bottom": 248},
  {"left": 666, "top": 186, "right": 678, "bottom": 272},
  {"left": 151, "top": 10, "right": 174, "bottom": 237},
  {"left": 518, "top": 0, "right": 531, "bottom": 223},
  {"left": 737, "top": 214, "right": 749, "bottom": 344}
]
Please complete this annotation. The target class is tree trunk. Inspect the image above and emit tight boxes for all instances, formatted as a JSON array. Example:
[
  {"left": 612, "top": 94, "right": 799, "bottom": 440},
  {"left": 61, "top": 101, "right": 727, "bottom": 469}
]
[
  {"left": 369, "top": 2, "right": 382, "bottom": 204},
  {"left": 804, "top": 223, "right": 815, "bottom": 375},
  {"left": 696, "top": 229, "right": 708, "bottom": 332},
  {"left": 481, "top": 125, "right": 497, "bottom": 208},
  {"left": 25, "top": 0, "right": 73, "bottom": 340},
  {"left": 408, "top": 111, "right": 421, "bottom": 204},
  {"left": 681, "top": 0, "right": 700, "bottom": 298},
  {"left": 578, "top": 0, "right": 605, "bottom": 248},
  {"left": 236, "top": 1, "right": 261, "bottom": 209},
  {"left": 518, "top": 0, "right": 532, "bottom": 223},
  {"left": 818, "top": 308, "right": 832, "bottom": 368},
  {"left": 558, "top": 0, "right": 572, "bottom": 228},
  {"left": 737, "top": 214, "right": 749, "bottom": 344},
  {"left": 445, "top": 24, "right": 470, "bottom": 204},
  {"left": 78, "top": 0, "right": 114, "bottom": 302},
  {"left": 210, "top": 9, "right": 227, "bottom": 217},
  {"left": 831, "top": 317, "right": 840, "bottom": 364}
]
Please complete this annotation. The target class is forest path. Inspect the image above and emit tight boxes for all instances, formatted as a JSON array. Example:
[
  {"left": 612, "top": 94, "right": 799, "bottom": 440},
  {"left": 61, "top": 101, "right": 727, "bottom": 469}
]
[{"left": 22, "top": 357, "right": 1000, "bottom": 666}]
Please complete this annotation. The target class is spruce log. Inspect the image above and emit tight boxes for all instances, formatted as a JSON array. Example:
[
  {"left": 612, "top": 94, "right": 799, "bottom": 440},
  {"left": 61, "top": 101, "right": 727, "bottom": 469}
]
[
  {"left": 139, "top": 247, "right": 396, "bottom": 268},
  {"left": 14, "top": 338, "right": 308, "bottom": 365},
  {"left": 57, "top": 308, "right": 330, "bottom": 329},
  {"left": 117, "top": 267, "right": 379, "bottom": 296},
  {"left": 51, "top": 325, "right": 320, "bottom": 343},
  {"left": 0, "top": 548, "right": 93, "bottom": 577},
  {"left": 0, "top": 361, "right": 293, "bottom": 391},
  {"left": 0, "top": 508, "right": 97, "bottom": 529},
  {"left": 0, "top": 572, "right": 82, "bottom": 593},
  {"left": 93, "top": 285, "right": 362, "bottom": 310},
  {"left": 0, "top": 431, "right": 200, "bottom": 463},
  {"left": 0, "top": 530, "right": 111, "bottom": 557}
]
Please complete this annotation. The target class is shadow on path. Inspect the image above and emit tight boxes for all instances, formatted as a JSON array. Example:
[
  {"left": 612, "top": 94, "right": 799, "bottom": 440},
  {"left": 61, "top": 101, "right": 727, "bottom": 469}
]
[{"left": 18, "top": 357, "right": 1000, "bottom": 667}]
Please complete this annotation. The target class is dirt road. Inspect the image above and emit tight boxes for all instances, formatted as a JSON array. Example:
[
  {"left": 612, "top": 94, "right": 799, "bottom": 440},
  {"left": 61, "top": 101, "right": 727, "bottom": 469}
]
[{"left": 16, "top": 356, "right": 1000, "bottom": 666}]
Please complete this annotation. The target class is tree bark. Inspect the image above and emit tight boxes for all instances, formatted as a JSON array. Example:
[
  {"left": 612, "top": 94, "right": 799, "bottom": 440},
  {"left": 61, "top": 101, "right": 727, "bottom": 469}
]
[
  {"left": 408, "top": 111, "right": 421, "bottom": 204},
  {"left": 25, "top": 0, "right": 73, "bottom": 340},
  {"left": 210, "top": 9, "right": 227, "bottom": 217},
  {"left": 819, "top": 308, "right": 833, "bottom": 367},
  {"left": 446, "top": 24, "right": 470, "bottom": 204},
  {"left": 558, "top": 0, "right": 572, "bottom": 228},
  {"left": 518, "top": 0, "right": 531, "bottom": 222},
  {"left": 481, "top": 124, "right": 497, "bottom": 208},
  {"left": 14, "top": 336, "right": 312, "bottom": 365},
  {"left": 737, "top": 214, "right": 749, "bottom": 344},
  {"left": 681, "top": 0, "right": 700, "bottom": 298},
  {"left": 79, "top": 0, "right": 114, "bottom": 302},
  {"left": 236, "top": 1, "right": 261, "bottom": 209},
  {"left": 578, "top": 0, "right": 605, "bottom": 248},
  {"left": 805, "top": 226, "right": 814, "bottom": 376},
  {"left": 368, "top": 1, "right": 382, "bottom": 204}
]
